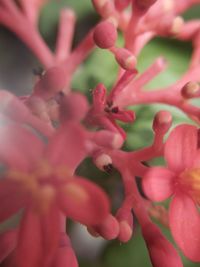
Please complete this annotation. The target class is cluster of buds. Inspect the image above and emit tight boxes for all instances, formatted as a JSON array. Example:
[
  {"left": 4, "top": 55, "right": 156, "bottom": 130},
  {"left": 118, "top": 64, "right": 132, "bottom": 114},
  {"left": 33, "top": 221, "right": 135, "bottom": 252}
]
[{"left": 1, "top": 0, "right": 200, "bottom": 267}]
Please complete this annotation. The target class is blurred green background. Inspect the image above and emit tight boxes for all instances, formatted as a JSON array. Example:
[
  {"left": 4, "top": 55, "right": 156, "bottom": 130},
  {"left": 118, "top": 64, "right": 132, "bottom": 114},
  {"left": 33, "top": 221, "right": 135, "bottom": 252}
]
[{"left": 0, "top": 1, "right": 200, "bottom": 266}]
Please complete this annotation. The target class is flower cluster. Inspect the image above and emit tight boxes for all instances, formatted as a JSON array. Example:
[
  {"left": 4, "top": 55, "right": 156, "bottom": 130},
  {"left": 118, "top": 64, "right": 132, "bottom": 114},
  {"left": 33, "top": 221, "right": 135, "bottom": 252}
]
[{"left": 0, "top": 0, "right": 200, "bottom": 267}]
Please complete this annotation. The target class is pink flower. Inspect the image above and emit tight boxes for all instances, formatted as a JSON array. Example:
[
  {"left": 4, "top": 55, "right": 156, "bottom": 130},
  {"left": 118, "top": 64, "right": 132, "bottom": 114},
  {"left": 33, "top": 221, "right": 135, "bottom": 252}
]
[
  {"left": 87, "top": 81, "right": 136, "bottom": 138},
  {"left": 143, "top": 124, "right": 200, "bottom": 261},
  {"left": 0, "top": 96, "right": 110, "bottom": 266}
]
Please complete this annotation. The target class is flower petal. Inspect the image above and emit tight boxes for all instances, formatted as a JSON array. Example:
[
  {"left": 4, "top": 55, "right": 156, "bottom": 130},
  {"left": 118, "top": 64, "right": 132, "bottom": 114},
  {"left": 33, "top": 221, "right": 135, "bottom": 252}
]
[
  {"left": 142, "top": 167, "right": 175, "bottom": 201},
  {"left": 0, "top": 180, "right": 27, "bottom": 222},
  {"left": 0, "top": 90, "right": 53, "bottom": 137},
  {"left": 45, "top": 123, "right": 86, "bottom": 171},
  {"left": 169, "top": 193, "right": 200, "bottom": 261},
  {"left": 0, "top": 121, "right": 44, "bottom": 171},
  {"left": 0, "top": 229, "right": 17, "bottom": 263},
  {"left": 14, "top": 206, "right": 59, "bottom": 267},
  {"left": 58, "top": 177, "right": 110, "bottom": 225},
  {"left": 165, "top": 124, "right": 198, "bottom": 173}
]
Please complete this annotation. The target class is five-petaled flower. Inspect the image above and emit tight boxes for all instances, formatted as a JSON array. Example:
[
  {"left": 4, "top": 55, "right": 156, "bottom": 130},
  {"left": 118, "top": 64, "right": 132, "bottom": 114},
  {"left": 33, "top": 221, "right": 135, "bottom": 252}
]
[
  {"left": 0, "top": 92, "right": 109, "bottom": 267},
  {"left": 143, "top": 124, "right": 200, "bottom": 262}
]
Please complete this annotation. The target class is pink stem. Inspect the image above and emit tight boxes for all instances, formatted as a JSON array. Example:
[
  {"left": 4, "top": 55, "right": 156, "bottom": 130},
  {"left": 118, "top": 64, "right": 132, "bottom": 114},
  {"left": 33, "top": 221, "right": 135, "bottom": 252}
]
[
  {"left": 55, "top": 9, "right": 76, "bottom": 63},
  {"left": 127, "top": 57, "right": 167, "bottom": 93},
  {"left": 0, "top": 8, "right": 54, "bottom": 68}
]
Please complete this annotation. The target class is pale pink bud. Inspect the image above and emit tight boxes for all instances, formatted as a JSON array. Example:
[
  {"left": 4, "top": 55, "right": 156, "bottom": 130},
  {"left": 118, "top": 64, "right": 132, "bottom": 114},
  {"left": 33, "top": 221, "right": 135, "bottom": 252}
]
[
  {"left": 93, "top": 20, "right": 118, "bottom": 49},
  {"left": 152, "top": 110, "right": 172, "bottom": 134},
  {"left": 95, "top": 214, "right": 120, "bottom": 240},
  {"left": 181, "top": 81, "right": 200, "bottom": 99},
  {"left": 114, "top": 48, "right": 137, "bottom": 70},
  {"left": 116, "top": 208, "right": 133, "bottom": 242},
  {"left": 94, "top": 153, "right": 113, "bottom": 172},
  {"left": 91, "top": 130, "right": 124, "bottom": 149},
  {"left": 170, "top": 16, "right": 184, "bottom": 35}
]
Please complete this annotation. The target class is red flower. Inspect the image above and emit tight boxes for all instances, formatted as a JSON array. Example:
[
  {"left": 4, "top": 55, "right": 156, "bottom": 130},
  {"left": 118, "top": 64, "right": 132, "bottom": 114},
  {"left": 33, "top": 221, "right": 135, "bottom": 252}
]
[{"left": 143, "top": 124, "right": 200, "bottom": 261}]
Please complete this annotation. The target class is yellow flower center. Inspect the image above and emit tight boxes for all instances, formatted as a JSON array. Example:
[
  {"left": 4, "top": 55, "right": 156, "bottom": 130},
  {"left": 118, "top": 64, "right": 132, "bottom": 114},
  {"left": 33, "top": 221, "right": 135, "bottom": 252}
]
[
  {"left": 6, "top": 159, "right": 72, "bottom": 214},
  {"left": 180, "top": 168, "right": 200, "bottom": 202}
]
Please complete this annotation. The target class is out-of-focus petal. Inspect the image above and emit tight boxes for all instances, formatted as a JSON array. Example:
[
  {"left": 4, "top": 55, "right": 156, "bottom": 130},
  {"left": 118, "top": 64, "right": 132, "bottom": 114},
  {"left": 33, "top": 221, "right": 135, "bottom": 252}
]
[
  {"left": 59, "top": 93, "right": 89, "bottom": 122},
  {"left": 58, "top": 177, "right": 110, "bottom": 225},
  {"left": 45, "top": 123, "right": 86, "bottom": 171},
  {"left": 0, "top": 180, "right": 27, "bottom": 222},
  {"left": 0, "top": 90, "right": 53, "bottom": 137},
  {"left": 0, "top": 229, "right": 17, "bottom": 263},
  {"left": 52, "top": 233, "right": 78, "bottom": 267},
  {"left": 169, "top": 193, "right": 200, "bottom": 262},
  {"left": 142, "top": 167, "right": 175, "bottom": 202},
  {"left": 0, "top": 121, "right": 44, "bottom": 171},
  {"left": 165, "top": 124, "right": 197, "bottom": 173},
  {"left": 13, "top": 206, "right": 59, "bottom": 267}
]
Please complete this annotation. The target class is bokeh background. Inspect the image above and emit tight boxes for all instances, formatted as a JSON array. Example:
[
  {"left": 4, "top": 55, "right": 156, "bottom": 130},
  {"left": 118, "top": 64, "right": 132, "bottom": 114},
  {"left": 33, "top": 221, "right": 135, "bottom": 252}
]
[{"left": 0, "top": 1, "right": 200, "bottom": 266}]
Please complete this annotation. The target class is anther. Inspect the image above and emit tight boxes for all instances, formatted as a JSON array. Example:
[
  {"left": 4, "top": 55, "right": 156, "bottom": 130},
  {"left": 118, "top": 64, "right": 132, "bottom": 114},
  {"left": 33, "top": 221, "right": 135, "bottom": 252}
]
[{"left": 103, "top": 163, "right": 113, "bottom": 173}]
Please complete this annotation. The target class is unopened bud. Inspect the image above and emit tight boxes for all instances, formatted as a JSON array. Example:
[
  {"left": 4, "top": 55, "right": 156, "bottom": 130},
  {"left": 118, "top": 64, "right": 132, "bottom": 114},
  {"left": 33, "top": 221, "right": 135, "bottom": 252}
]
[
  {"left": 153, "top": 110, "right": 172, "bottom": 134},
  {"left": 170, "top": 16, "right": 184, "bottom": 35},
  {"left": 181, "top": 81, "right": 200, "bottom": 99},
  {"left": 118, "top": 221, "right": 133, "bottom": 242},
  {"left": 116, "top": 208, "right": 133, "bottom": 242},
  {"left": 93, "top": 20, "right": 118, "bottom": 49},
  {"left": 92, "top": 131, "right": 124, "bottom": 149},
  {"left": 94, "top": 153, "right": 113, "bottom": 172},
  {"left": 94, "top": 214, "right": 120, "bottom": 240},
  {"left": 114, "top": 48, "right": 137, "bottom": 70}
]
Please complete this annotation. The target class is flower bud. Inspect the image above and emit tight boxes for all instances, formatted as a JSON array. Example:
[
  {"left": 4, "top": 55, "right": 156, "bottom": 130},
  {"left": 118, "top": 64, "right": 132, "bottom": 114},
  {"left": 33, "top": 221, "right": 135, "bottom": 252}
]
[
  {"left": 93, "top": 20, "right": 118, "bottom": 49},
  {"left": 152, "top": 110, "right": 172, "bottom": 134},
  {"left": 114, "top": 48, "right": 137, "bottom": 70},
  {"left": 94, "top": 214, "right": 120, "bottom": 240},
  {"left": 170, "top": 16, "right": 184, "bottom": 35},
  {"left": 116, "top": 208, "right": 133, "bottom": 242},
  {"left": 94, "top": 153, "right": 113, "bottom": 172},
  {"left": 91, "top": 130, "right": 124, "bottom": 149},
  {"left": 181, "top": 81, "right": 200, "bottom": 99}
]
